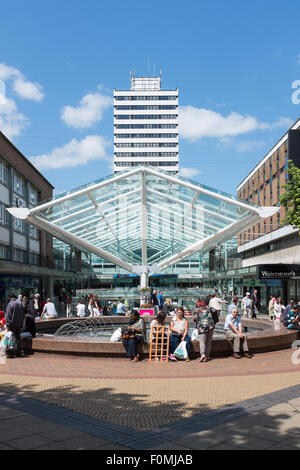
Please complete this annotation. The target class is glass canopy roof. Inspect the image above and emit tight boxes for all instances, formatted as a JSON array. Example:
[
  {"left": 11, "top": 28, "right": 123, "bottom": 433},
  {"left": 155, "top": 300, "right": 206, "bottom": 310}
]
[{"left": 8, "top": 166, "right": 279, "bottom": 275}]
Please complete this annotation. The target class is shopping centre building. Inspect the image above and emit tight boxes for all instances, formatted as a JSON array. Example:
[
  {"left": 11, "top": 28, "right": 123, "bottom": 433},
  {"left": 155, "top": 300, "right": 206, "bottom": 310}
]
[{"left": 1, "top": 75, "right": 299, "bottom": 312}]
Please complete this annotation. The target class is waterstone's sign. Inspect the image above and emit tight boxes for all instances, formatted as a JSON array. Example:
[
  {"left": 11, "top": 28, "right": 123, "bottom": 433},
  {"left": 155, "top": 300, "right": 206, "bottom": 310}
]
[{"left": 258, "top": 264, "right": 300, "bottom": 280}]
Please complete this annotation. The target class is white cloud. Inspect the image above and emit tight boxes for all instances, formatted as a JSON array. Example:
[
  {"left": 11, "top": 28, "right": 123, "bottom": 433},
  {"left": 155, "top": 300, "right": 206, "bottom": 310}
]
[
  {"left": 61, "top": 86, "right": 112, "bottom": 129},
  {"left": 0, "top": 62, "right": 45, "bottom": 102},
  {"left": 12, "top": 78, "right": 44, "bottom": 102},
  {"left": 0, "top": 96, "right": 29, "bottom": 138},
  {"left": 234, "top": 140, "right": 267, "bottom": 153},
  {"left": 0, "top": 63, "right": 19, "bottom": 81},
  {"left": 179, "top": 106, "right": 293, "bottom": 142},
  {"left": 30, "top": 135, "right": 112, "bottom": 170},
  {"left": 179, "top": 167, "right": 201, "bottom": 178},
  {"left": 0, "top": 62, "right": 44, "bottom": 138}
]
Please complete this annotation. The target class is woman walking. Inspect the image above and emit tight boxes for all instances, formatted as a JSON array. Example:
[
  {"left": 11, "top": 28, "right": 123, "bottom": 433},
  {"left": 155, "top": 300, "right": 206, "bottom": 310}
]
[{"left": 194, "top": 301, "right": 215, "bottom": 362}]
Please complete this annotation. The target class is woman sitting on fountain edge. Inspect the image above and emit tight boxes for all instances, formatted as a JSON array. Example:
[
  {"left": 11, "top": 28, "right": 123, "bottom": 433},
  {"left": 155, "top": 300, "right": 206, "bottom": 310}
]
[{"left": 122, "top": 310, "right": 146, "bottom": 362}]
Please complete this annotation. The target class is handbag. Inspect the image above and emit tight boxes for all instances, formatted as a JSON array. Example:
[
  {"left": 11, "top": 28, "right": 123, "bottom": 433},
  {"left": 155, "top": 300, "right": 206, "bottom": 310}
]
[
  {"left": 209, "top": 307, "right": 219, "bottom": 324},
  {"left": 121, "top": 327, "right": 136, "bottom": 340}
]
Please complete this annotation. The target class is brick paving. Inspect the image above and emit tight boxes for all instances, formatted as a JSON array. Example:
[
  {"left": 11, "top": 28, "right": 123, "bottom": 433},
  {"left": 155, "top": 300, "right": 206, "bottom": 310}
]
[
  {"left": 0, "top": 348, "right": 299, "bottom": 449},
  {"left": 0, "top": 348, "right": 298, "bottom": 379}
]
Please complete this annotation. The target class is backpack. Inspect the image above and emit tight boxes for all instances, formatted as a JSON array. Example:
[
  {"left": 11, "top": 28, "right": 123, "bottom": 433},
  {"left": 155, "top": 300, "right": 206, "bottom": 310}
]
[
  {"left": 197, "top": 310, "right": 215, "bottom": 333},
  {"left": 208, "top": 307, "right": 219, "bottom": 324}
]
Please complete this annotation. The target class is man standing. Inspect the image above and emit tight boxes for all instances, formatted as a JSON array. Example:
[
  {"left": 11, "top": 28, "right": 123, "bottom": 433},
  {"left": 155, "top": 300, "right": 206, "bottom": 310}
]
[
  {"left": 224, "top": 308, "right": 253, "bottom": 359},
  {"left": 241, "top": 292, "right": 252, "bottom": 318},
  {"left": 28, "top": 293, "right": 42, "bottom": 318},
  {"left": 151, "top": 290, "right": 158, "bottom": 313},
  {"left": 117, "top": 299, "right": 126, "bottom": 316},
  {"left": 208, "top": 293, "right": 226, "bottom": 318},
  {"left": 158, "top": 290, "right": 164, "bottom": 312},
  {"left": 5, "top": 293, "right": 25, "bottom": 357},
  {"left": 228, "top": 296, "right": 239, "bottom": 315},
  {"left": 251, "top": 289, "right": 260, "bottom": 318}
]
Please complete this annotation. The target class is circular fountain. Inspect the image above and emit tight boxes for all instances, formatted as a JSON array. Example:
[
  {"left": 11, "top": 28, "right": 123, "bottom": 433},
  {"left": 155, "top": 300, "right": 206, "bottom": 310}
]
[{"left": 22, "top": 315, "right": 299, "bottom": 358}]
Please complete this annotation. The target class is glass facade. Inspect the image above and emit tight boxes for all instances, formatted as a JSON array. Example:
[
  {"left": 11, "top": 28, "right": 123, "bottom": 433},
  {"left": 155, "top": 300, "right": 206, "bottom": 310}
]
[{"left": 26, "top": 167, "right": 258, "bottom": 275}]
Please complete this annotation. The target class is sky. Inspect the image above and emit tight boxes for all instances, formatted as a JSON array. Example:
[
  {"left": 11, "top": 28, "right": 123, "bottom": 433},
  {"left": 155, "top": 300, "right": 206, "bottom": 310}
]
[{"left": 0, "top": 0, "right": 300, "bottom": 197}]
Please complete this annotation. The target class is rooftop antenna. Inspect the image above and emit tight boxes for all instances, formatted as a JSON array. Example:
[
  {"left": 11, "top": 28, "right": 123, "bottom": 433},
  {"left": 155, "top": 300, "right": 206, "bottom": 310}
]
[
  {"left": 147, "top": 58, "right": 150, "bottom": 76},
  {"left": 154, "top": 64, "right": 156, "bottom": 77}
]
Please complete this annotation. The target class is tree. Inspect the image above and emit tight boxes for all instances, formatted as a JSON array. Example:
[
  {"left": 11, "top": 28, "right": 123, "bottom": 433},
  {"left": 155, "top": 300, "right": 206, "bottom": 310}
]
[{"left": 280, "top": 160, "right": 300, "bottom": 230}]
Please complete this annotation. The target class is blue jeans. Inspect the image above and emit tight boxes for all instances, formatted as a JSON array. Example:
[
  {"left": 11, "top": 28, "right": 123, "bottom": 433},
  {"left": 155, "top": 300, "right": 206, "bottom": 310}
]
[
  {"left": 170, "top": 334, "right": 191, "bottom": 357},
  {"left": 122, "top": 335, "right": 144, "bottom": 359}
]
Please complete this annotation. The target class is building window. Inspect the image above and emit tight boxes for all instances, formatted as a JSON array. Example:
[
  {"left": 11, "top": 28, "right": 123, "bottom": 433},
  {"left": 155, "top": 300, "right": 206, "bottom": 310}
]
[
  {"left": 0, "top": 243, "right": 9, "bottom": 260},
  {"left": 115, "top": 114, "right": 178, "bottom": 120},
  {"left": 115, "top": 105, "right": 177, "bottom": 110},
  {"left": 29, "top": 252, "right": 39, "bottom": 266},
  {"left": 115, "top": 124, "right": 177, "bottom": 129},
  {"left": 0, "top": 202, "right": 9, "bottom": 227},
  {"left": 115, "top": 161, "right": 177, "bottom": 167},
  {"left": 115, "top": 95, "right": 178, "bottom": 101},
  {"left": 114, "top": 152, "right": 178, "bottom": 157},
  {"left": 0, "top": 160, "right": 8, "bottom": 185},
  {"left": 29, "top": 187, "right": 38, "bottom": 206},
  {"left": 14, "top": 174, "right": 25, "bottom": 196},
  {"left": 13, "top": 247, "right": 26, "bottom": 263},
  {"left": 14, "top": 217, "right": 26, "bottom": 234},
  {"left": 29, "top": 225, "right": 38, "bottom": 239}
]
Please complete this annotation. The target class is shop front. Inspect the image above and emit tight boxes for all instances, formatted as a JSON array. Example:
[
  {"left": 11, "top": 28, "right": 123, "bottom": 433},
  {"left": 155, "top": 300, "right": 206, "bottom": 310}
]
[
  {"left": 0, "top": 274, "right": 41, "bottom": 307},
  {"left": 257, "top": 264, "right": 300, "bottom": 306}
]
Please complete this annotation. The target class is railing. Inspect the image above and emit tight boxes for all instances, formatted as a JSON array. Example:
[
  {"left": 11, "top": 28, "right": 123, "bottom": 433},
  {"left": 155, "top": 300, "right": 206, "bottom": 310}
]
[{"left": 76, "top": 287, "right": 213, "bottom": 299}]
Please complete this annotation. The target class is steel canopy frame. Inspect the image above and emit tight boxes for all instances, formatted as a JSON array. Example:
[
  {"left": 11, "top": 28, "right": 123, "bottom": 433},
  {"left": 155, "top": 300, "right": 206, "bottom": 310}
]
[{"left": 7, "top": 167, "right": 280, "bottom": 276}]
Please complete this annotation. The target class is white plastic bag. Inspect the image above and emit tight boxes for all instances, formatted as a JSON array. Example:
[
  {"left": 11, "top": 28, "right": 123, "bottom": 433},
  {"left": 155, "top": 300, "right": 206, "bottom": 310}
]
[
  {"left": 1, "top": 331, "right": 17, "bottom": 350},
  {"left": 174, "top": 340, "right": 188, "bottom": 360},
  {"left": 274, "top": 319, "right": 281, "bottom": 331},
  {"left": 110, "top": 327, "right": 122, "bottom": 342},
  {"left": 191, "top": 329, "right": 199, "bottom": 341}
]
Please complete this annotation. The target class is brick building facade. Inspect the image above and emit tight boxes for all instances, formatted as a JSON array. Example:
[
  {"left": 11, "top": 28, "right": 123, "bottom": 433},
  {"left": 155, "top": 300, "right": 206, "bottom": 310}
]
[{"left": 236, "top": 118, "right": 300, "bottom": 306}]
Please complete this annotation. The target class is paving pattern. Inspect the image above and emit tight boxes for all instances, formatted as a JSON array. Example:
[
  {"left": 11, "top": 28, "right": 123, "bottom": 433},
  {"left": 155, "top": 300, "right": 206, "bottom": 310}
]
[{"left": 0, "top": 348, "right": 299, "bottom": 449}]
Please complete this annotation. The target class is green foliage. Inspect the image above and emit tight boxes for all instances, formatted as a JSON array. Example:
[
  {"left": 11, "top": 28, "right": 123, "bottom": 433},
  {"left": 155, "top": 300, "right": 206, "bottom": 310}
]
[{"left": 280, "top": 160, "right": 300, "bottom": 230}]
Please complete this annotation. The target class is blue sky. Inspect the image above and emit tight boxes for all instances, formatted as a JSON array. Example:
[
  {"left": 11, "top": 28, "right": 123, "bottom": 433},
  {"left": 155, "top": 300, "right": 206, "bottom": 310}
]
[{"left": 0, "top": 0, "right": 300, "bottom": 196}]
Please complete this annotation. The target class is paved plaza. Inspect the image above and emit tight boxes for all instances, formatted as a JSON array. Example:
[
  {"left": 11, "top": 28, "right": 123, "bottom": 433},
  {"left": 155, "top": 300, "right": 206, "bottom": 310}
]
[{"left": 0, "top": 349, "right": 299, "bottom": 449}]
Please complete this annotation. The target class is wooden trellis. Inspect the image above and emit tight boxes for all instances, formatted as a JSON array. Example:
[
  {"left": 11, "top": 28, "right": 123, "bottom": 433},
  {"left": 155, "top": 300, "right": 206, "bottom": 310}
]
[{"left": 149, "top": 325, "right": 170, "bottom": 362}]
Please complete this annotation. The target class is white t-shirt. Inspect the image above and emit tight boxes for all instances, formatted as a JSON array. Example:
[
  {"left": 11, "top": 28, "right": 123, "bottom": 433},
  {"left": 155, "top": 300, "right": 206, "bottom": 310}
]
[
  {"left": 209, "top": 297, "right": 223, "bottom": 311},
  {"left": 43, "top": 302, "right": 58, "bottom": 318},
  {"left": 76, "top": 304, "right": 86, "bottom": 317}
]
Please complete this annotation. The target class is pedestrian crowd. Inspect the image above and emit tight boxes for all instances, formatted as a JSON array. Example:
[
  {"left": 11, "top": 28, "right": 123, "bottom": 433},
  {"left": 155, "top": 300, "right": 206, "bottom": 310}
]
[
  {"left": 1, "top": 289, "right": 299, "bottom": 362},
  {"left": 0, "top": 292, "right": 60, "bottom": 358},
  {"left": 121, "top": 292, "right": 255, "bottom": 363}
]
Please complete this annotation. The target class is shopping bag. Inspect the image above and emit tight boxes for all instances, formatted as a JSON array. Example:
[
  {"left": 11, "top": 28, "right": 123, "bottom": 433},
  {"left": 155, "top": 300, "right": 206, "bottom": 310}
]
[
  {"left": 274, "top": 319, "right": 281, "bottom": 331},
  {"left": 191, "top": 329, "right": 199, "bottom": 341},
  {"left": 110, "top": 327, "right": 122, "bottom": 342},
  {"left": 174, "top": 340, "right": 188, "bottom": 360},
  {"left": 1, "top": 331, "right": 17, "bottom": 351}
]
